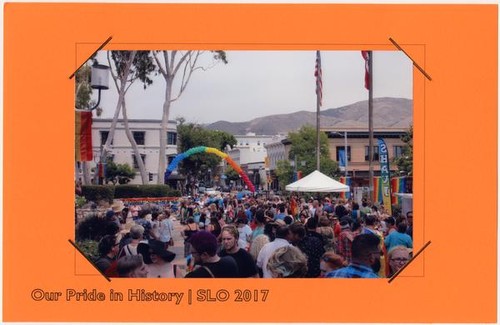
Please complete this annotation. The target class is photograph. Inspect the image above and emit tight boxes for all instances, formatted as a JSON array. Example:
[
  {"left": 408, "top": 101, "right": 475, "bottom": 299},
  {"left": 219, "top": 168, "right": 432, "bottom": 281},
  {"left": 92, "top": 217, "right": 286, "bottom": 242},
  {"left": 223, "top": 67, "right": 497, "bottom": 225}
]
[
  {"left": 74, "top": 50, "right": 414, "bottom": 279},
  {"left": 3, "top": 2, "right": 496, "bottom": 323}
]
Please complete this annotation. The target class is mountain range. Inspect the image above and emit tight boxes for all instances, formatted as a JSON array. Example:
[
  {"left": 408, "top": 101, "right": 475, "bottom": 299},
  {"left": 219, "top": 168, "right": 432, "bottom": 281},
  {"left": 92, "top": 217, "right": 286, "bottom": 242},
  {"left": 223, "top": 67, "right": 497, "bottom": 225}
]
[{"left": 204, "top": 97, "right": 412, "bottom": 135}]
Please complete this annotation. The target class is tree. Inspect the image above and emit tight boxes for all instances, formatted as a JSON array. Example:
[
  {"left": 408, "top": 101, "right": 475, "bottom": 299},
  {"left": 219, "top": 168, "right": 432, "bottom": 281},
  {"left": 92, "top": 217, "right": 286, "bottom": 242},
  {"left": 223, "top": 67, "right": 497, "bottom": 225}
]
[
  {"left": 275, "top": 160, "right": 294, "bottom": 190},
  {"left": 394, "top": 124, "right": 413, "bottom": 176},
  {"left": 75, "top": 64, "right": 94, "bottom": 110},
  {"left": 224, "top": 165, "right": 240, "bottom": 182},
  {"left": 288, "top": 125, "right": 339, "bottom": 178},
  {"left": 104, "top": 160, "right": 136, "bottom": 185},
  {"left": 101, "top": 51, "right": 157, "bottom": 184},
  {"left": 153, "top": 50, "right": 228, "bottom": 184},
  {"left": 175, "top": 122, "right": 236, "bottom": 184}
]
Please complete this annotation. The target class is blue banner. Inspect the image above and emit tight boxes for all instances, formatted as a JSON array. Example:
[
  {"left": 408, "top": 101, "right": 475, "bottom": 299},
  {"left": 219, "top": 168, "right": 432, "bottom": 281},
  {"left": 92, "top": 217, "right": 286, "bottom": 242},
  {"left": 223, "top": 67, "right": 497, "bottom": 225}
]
[
  {"left": 377, "top": 138, "right": 392, "bottom": 214},
  {"left": 339, "top": 148, "right": 346, "bottom": 168}
]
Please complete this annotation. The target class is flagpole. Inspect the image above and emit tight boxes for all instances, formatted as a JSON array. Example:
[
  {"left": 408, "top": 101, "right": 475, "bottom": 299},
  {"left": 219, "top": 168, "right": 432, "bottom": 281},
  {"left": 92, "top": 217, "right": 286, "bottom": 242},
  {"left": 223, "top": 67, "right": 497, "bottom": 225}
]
[
  {"left": 316, "top": 86, "right": 321, "bottom": 172},
  {"left": 368, "top": 51, "right": 374, "bottom": 203},
  {"left": 315, "top": 50, "right": 322, "bottom": 172}
]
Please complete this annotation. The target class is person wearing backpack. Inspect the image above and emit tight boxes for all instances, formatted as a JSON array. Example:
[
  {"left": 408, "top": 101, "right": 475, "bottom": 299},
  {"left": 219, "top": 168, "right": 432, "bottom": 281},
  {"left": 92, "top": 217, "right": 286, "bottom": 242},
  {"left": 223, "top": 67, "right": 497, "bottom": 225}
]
[{"left": 118, "top": 225, "right": 145, "bottom": 258}]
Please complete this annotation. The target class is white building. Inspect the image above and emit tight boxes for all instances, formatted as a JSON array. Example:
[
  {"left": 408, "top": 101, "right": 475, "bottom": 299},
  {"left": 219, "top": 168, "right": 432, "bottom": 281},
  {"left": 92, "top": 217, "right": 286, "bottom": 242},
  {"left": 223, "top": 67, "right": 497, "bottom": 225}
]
[
  {"left": 222, "top": 133, "right": 277, "bottom": 189},
  {"left": 263, "top": 135, "right": 287, "bottom": 170},
  {"left": 82, "top": 118, "right": 178, "bottom": 184}
]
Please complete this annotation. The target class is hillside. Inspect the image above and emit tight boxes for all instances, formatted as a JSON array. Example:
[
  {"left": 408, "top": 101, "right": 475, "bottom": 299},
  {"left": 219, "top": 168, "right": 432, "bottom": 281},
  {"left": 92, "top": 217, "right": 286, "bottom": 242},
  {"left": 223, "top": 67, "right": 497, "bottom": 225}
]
[{"left": 205, "top": 97, "right": 412, "bottom": 135}]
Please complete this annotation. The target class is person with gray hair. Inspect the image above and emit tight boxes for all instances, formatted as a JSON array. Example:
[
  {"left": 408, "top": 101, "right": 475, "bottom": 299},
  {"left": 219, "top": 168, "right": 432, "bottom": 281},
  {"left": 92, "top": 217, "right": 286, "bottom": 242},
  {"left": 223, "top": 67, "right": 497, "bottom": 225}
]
[
  {"left": 118, "top": 224, "right": 144, "bottom": 258},
  {"left": 266, "top": 245, "right": 308, "bottom": 278},
  {"left": 117, "top": 254, "right": 148, "bottom": 278}
]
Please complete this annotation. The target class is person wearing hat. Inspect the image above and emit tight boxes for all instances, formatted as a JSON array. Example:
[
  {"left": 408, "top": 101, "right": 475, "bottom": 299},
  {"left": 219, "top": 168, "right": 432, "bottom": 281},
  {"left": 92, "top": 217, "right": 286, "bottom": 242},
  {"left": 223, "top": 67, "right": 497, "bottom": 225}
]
[
  {"left": 111, "top": 200, "right": 126, "bottom": 223},
  {"left": 137, "top": 240, "right": 176, "bottom": 278}
]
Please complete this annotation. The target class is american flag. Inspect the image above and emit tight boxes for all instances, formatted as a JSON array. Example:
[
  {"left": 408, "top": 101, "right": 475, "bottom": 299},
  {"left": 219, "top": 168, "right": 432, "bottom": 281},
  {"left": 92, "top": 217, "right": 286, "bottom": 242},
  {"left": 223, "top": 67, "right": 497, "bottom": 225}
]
[
  {"left": 315, "top": 50, "right": 322, "bottom": 106},
  {"left": 361, "top": 50, "right": 370, "bottom": 90}
]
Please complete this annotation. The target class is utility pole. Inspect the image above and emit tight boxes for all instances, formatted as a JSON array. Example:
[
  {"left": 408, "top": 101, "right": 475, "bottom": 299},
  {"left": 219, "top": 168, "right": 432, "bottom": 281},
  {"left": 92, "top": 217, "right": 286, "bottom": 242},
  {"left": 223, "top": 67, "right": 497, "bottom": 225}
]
[{"left": 368, "top": 51, "right": 374, "bottom": 202}]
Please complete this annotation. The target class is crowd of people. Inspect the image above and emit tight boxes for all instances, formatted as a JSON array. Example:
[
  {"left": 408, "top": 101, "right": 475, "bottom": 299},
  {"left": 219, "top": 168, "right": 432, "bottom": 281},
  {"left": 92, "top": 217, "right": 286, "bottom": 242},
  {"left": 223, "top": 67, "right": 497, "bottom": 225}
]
[{"left": 85, "top": 191, "right": 413, "bottom": 279}]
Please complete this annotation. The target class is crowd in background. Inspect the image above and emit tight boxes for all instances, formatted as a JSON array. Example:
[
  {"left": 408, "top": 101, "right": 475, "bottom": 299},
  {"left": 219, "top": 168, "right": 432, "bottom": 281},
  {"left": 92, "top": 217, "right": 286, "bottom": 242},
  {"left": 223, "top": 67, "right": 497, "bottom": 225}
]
[{"left": 82, "top": 191, "right": 413, "bottom": 279}]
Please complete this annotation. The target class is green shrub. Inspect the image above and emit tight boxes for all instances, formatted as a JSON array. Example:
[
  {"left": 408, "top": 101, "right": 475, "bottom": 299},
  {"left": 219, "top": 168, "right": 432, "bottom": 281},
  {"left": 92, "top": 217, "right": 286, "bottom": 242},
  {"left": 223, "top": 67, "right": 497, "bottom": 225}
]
[
  {"left": 115, "top": 185, "right": 176, "bottom": 198},
  {"left": 167, "top": 189, "right": 182, "bottom": 197},
  {"left": 76, "top": 213, "right": 110, "bottom": 241},
  {"left": 75, "top": 195, "right": 87, "bottom": 208},
  {"left": 76, "top": 239, "right": 100, "bottom": 261},
  {"left": 81, "top": 185, "right": 115, "bottom": 204}
]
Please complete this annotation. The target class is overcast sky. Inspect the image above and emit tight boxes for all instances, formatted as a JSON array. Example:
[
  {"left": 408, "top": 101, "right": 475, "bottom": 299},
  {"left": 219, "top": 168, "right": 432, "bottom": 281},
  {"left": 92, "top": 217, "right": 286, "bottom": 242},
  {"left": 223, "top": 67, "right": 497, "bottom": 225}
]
[{"left": 93, "top": 50, "right": 413, "bottom": 124}]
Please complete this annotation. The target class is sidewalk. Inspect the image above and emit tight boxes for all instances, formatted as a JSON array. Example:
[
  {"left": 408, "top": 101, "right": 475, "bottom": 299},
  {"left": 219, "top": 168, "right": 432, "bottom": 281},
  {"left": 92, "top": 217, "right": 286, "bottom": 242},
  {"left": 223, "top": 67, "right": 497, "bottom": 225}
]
[{"left": 169, "top": 217, "right": 187, "bottom": 269}]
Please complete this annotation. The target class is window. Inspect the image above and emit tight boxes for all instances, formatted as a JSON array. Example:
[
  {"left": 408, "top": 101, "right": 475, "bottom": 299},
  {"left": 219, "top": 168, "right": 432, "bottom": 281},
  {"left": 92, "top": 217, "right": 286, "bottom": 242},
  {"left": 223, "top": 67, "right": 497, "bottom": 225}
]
[
  {"left": 167, "top": 155, "right": 175, "bottom": 165},
  {"left": 132, "top": 154, "right": 146, "bottom": 169},
  {"left": 167, "top": 132, "right": 177, "bottom": 146},
  {"left": 394, "top": 145, "right": 404, "bottom": 158},
  {"left": 335, "top": 146, "right": 351, "bottom": 162},
  {"left": 100, "top": 131, "right": 111, "bottom": 145},
  {"left": 133, "top": 131, "right": 145, "bottom": 145},
  {"left": 365, "top": 146, "right": 380, "bottom": 161}
]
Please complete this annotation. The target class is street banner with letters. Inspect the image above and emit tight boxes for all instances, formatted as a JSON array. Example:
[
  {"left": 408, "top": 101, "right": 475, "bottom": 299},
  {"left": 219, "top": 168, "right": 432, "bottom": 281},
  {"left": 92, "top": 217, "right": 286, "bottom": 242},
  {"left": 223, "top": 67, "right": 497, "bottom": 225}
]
[{"left": 377, "top": 138, "right": 392, "bottom": 214}]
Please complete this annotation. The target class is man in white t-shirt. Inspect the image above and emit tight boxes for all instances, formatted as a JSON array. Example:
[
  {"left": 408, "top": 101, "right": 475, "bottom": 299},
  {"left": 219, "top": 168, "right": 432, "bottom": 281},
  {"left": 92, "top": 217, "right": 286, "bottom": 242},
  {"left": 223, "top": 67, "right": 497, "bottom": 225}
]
[{"left": 256, "top": 225, "right": 291, "bottom": 278}]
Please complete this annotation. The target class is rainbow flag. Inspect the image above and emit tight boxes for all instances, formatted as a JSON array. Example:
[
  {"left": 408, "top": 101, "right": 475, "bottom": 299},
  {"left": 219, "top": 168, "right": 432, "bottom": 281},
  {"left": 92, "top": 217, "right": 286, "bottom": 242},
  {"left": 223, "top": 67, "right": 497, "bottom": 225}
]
[
  {"left": 391, "top": 177, "right": 407, "bottom": 205},
  {"left": 75, "top": 110, "right": 93, "bottom": 161},
  {"left": 372, "top": 177, "right": 382, "bottom": 204},
  {"left": 339, "top": 177, "right": 351, "bottom": 199},
  {"left": 373, "top": 176, "right": 408, "bottom": 206}
]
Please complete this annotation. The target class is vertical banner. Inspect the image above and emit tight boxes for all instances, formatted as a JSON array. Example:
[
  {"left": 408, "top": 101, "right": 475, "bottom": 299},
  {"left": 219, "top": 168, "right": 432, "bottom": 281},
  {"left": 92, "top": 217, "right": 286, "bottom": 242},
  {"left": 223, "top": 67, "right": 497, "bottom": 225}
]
[
  {"left": 338, "top": 148, "right": 346, "bottom": 171},
  {"left": 75, "top": 110, "right": 93, "bottom": 161},
  {"left": 377, "top": 138, "right": 392, "bottom": 214}
]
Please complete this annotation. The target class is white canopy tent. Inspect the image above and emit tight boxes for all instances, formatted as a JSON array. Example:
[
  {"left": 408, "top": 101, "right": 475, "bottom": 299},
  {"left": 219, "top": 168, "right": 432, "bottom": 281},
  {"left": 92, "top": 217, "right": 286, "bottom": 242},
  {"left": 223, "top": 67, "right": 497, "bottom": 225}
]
[
  {"left": 285, "top": 170, "right": 350, "bottom": 193},
  {"left": 394, "top": 193, "right": 413, "bottom": 216}
]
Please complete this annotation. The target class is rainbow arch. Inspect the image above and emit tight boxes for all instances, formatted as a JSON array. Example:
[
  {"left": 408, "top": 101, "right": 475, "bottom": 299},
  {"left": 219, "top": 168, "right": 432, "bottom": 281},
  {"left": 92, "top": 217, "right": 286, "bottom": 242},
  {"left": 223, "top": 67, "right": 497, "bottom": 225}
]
[{"left": 164, "top": 146, "right": 256, "bottom": 192}]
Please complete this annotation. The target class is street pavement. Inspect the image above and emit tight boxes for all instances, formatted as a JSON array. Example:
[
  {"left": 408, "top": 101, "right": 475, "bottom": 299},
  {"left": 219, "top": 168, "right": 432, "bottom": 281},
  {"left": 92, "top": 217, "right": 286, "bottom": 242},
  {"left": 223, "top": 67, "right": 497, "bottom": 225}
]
[{"left": 169, "top": 217, "right": 187, "bottom": 271}]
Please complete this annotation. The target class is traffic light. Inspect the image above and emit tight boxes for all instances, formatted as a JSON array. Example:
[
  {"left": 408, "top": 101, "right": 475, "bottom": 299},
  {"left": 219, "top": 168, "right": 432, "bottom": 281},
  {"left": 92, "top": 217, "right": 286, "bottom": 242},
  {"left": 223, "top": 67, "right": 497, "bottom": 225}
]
[{"left": 148, "top": 172, "right": 153, "bottom": 182}]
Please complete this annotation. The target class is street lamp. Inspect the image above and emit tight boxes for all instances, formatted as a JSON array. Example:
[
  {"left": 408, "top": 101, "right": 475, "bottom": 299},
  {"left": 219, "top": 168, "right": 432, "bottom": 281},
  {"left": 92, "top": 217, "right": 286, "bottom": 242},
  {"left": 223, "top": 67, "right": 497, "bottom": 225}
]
[
  {"left": 331, "top": 131, "right": 348, "bottom": 178},
  {"left": 89, "top": 61, "right": 110, "bottom": 110}
]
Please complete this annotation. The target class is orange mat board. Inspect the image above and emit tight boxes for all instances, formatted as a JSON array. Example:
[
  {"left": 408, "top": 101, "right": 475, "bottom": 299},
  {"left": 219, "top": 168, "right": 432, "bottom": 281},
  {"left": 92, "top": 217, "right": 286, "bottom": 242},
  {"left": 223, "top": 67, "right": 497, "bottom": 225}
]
[{"left": 3, "top": 3, "right": 497, "bottom": 323}]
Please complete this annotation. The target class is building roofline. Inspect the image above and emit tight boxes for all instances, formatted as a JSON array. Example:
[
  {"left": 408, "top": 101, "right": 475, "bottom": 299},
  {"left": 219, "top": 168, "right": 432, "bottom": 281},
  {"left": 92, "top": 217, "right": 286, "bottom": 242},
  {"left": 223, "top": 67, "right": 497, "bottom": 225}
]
[{"left": 93, "top": 118, "right": 177, "bottom": 124}]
